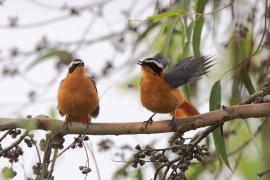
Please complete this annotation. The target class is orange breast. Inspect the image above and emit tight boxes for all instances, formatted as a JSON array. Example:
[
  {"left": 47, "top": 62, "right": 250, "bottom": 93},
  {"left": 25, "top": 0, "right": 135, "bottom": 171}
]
[
  {"left": 140, "top": 73, "right": 184, "bottom": 114},
  {"left": 57, "top": 73, "right": 99, "bottom": 117}
]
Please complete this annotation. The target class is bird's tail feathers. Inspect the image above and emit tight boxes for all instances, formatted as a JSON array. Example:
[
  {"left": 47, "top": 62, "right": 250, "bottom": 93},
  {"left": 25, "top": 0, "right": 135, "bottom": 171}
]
[{"left": 172, "top": 100, "right": 199, "bottom": 118}]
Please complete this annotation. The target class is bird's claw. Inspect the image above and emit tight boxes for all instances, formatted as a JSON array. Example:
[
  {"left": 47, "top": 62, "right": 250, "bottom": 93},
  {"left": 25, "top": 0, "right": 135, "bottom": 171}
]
[
  {"left": 169, "top": 117, "right": 176, "bottom": 131},
  {"left": 144, "top": 119, "right": 153, "bottom": 128}
]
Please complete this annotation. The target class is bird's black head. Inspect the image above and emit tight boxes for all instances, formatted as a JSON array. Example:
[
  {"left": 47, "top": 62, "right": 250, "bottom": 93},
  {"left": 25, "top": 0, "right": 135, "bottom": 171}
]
[
  {"left": 137, "top": 57, "right": 164, "bottom": 76},
  {"left": 68, "top": 59, "right": 84, "bottom": 73}
]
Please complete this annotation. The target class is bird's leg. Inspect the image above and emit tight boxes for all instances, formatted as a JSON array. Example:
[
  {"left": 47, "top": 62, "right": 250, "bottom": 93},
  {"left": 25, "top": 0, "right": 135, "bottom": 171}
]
[
  {"left": 64, "top": 115, "right": 71, "bottom": 130},
  {"left": 169, "top": 116, "right": 176, "bottom": 131},
  {"left": 144, "top": 113, "right": 156, "bottom": 128},
  {"left": 86, "top": 115, "right": 91, "bottom": 130}
]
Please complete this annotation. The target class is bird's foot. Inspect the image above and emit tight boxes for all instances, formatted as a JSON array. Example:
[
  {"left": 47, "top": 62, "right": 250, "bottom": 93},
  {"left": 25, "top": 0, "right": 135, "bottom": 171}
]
[
  {"left": 144, "top": 119, "right": 153, "bottom": 128},
  {"left": 169, "top": 117, "right": 176, "bottom": 131},
  {"left": 63, "top": 120, "right": 71, "bottom": 131},
  {"left": 144, "top": 113, "right": 156, "bottom": 128}
]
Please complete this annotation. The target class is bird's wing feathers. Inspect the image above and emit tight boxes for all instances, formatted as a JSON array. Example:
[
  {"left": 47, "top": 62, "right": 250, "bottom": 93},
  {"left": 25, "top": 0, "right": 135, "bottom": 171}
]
[
  {"left": 57, "top": 78, "right": 65, "bottom": 116},
  {"left": 164, "top": 56, "right": 213, "bottom": 88},
  {"left": 88, "top": 76, "right": 98, "bottom": 93},
  {"left": 88, "top": 76, "right": 100, "bottom": 118}
]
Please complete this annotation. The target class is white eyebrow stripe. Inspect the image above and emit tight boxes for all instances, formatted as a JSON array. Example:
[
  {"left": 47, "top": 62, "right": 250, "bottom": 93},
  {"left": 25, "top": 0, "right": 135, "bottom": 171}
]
[
  {"left": 144, "top": 59, "right": 163, "bottom": 69},
  {"left": 68, "top": 60, "right": 83, "bottom": 68}
]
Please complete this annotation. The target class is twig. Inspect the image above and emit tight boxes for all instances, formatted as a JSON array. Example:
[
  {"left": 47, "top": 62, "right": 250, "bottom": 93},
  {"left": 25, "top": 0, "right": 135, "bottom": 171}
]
[
  {"left": 240, "top": 90, "right": 264, "bottom": 105},
  {"left": 0, "top": 130, "right": 10, "bottom": 142},
  {"left": 28, "top": 134, "right": 42, "bottom": 163},
  {"left": 82, "top": 142, "right": 90, "bottom": 180},
  {"left": 86, "top": 141, "right": 101, "bottom": 180},
  {"left": 0, "top": 130, "right": 29, "bottom": 155},
  {"left": 48, "top": 148, "right": 59, "bottom": 178},
  {"left": 154, "top": 124, "right": 220, "bottom": 180}
]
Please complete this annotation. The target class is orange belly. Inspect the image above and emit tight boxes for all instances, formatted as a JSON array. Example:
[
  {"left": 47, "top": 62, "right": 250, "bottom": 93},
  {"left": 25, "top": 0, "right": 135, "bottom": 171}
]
[
  {"left": 57, "top": 75, "right": 99, "bottom": 117},
  {"left": 141, "top": 78, "right": 184, "bottom": 114}
]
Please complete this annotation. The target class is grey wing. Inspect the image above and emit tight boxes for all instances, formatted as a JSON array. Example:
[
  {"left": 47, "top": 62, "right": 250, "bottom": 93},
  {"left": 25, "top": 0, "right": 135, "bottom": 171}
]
[
  {"left": 88, "top": 76, "right": 100, "bottom": 118},
  {"left": 164, "top": 56, "right": 213, "bottom": 88},
  {"left": 58, "top": 78, "right": 65, "bottom": 116}
]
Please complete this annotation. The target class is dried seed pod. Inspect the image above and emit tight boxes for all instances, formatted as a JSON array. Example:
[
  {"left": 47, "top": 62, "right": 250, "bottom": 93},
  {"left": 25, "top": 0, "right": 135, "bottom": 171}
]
[
  {"left": 133, "top": 158, "right": 139, "bottom": 164},
  {"left": 81, "top": 167, "right": 91, "bottom": 174},
  {"left": 139, "top": 153, "right": 145, "bottom": 158},
  {"left": 83, "top": 136, "right": 89, "bottom": 141},
  {"left": 135, "top": 144, "right": 141, "bottom": 151},
  {"left": 139, "top": 160, "right": 145, "bottom": 166},
  {"left": 131, "top": 162, "right": 137, "bottom": 168}
]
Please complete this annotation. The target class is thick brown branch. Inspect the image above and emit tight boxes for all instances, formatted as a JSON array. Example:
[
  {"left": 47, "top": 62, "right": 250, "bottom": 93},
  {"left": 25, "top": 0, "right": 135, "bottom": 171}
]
[{"left": 0, "top": 103, "right": 269, "bottom": 135}]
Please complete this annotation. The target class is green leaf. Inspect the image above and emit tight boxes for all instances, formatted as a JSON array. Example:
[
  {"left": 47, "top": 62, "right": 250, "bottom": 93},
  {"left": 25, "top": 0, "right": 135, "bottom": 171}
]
[
  {"left": 149, "top": 22, "right": 167, "bottom": 50},
  {"left": 2, "top": 167, "right": 16, "bottom": 180},
  {"left": 209, "top": 80, "right": 231, "bottom": 169},
  {"left": 135, "top": 169, "right": 143, "bottom": 180},
  {"left": 209, "top": 81, "right": 221, "bottom": 111},
  {"left": 148, "top": 8, "right": 185, "bottom": 23},
  {"left": 163, "top": 18, "right": 177, "bottom": 56},
  {"left": 192, "top": 0, "right": 207, "bottom": 57},
  {"left": 26, "top": 49, "right": 73, "bottom": 71},
  {"left": 241, "top": 68, "right": 255, "bottom": 94},
  {"left": 183, "top": 22, "right": 194, "bottom": 57},
  {"left": 183, "top": 84, "right": 191, "bottom": 100}
]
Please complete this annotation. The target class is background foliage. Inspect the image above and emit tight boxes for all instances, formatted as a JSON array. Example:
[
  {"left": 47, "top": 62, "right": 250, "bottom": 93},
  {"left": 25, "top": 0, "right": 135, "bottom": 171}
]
[{"left": 0, "top": 0, "right": 269, "bottom": 179}]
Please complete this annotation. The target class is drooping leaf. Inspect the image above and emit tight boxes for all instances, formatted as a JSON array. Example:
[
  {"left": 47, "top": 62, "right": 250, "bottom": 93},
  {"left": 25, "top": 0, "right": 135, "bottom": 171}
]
[
  {"left": 149, "top": 22, "right": 167, "bottom": 51},
  {"left": 240, "top": 67, "right": 261, "bottom": 156},
  {"left": 192, "top": 0, "right": 207, "bottom": 57},
  {"left": 183, "top": 84, "right": 191, "bottom": 100},
  {"left": 26, "top": 48, "right": 73, "bottom": 71},
  {"left": 209, "top": 81, "right": 221, "bottom": 111},
  {"left": 209, "top": 80, "right": 231, "bottom": 169},
  {"left": 241, "top": 68, "right": 255, "bottom": 94},
  {"left": 183, "top": 22, "right": 194, "bottom": 58},
  {"left": 148, "top": 8, "right": 185, "bottom": 23},
  {"left": 163, "top": 18, "right": 177, "bottom": 56}
]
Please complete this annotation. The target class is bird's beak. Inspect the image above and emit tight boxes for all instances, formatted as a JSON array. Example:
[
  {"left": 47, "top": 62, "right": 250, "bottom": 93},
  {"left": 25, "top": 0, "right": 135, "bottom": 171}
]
[
  {"left": 79, "top": 62, "right": 84, "bottom": 66},
  {"left": 137, "top": 61, "right": 143, "bottom": 65}
]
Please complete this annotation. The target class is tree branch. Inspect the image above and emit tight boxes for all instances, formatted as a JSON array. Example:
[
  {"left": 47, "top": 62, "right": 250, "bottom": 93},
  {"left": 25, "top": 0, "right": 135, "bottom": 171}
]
[{"left": 0, "top": 103, "right": 269, "bottom": 135}]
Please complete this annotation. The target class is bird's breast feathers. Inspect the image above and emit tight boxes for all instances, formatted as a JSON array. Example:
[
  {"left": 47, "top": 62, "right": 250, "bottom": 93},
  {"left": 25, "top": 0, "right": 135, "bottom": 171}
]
[
  {"left": 140, "top": 77, "right": 184, "bottom": 113},
  {"left": 57, "top": 75, "right": 99, "bottom": 115}
]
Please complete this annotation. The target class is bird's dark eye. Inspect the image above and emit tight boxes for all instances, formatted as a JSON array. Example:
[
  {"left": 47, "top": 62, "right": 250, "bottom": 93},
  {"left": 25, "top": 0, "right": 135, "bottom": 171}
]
[
  {"left": 145, "top": 62, "right": 162, "bottom": 76},
  {"left": 68, "top": 59, "right": 84, "bottom": 73},
  {"left": 68, "top": 64, "right": 79, "bottom": 73}
]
